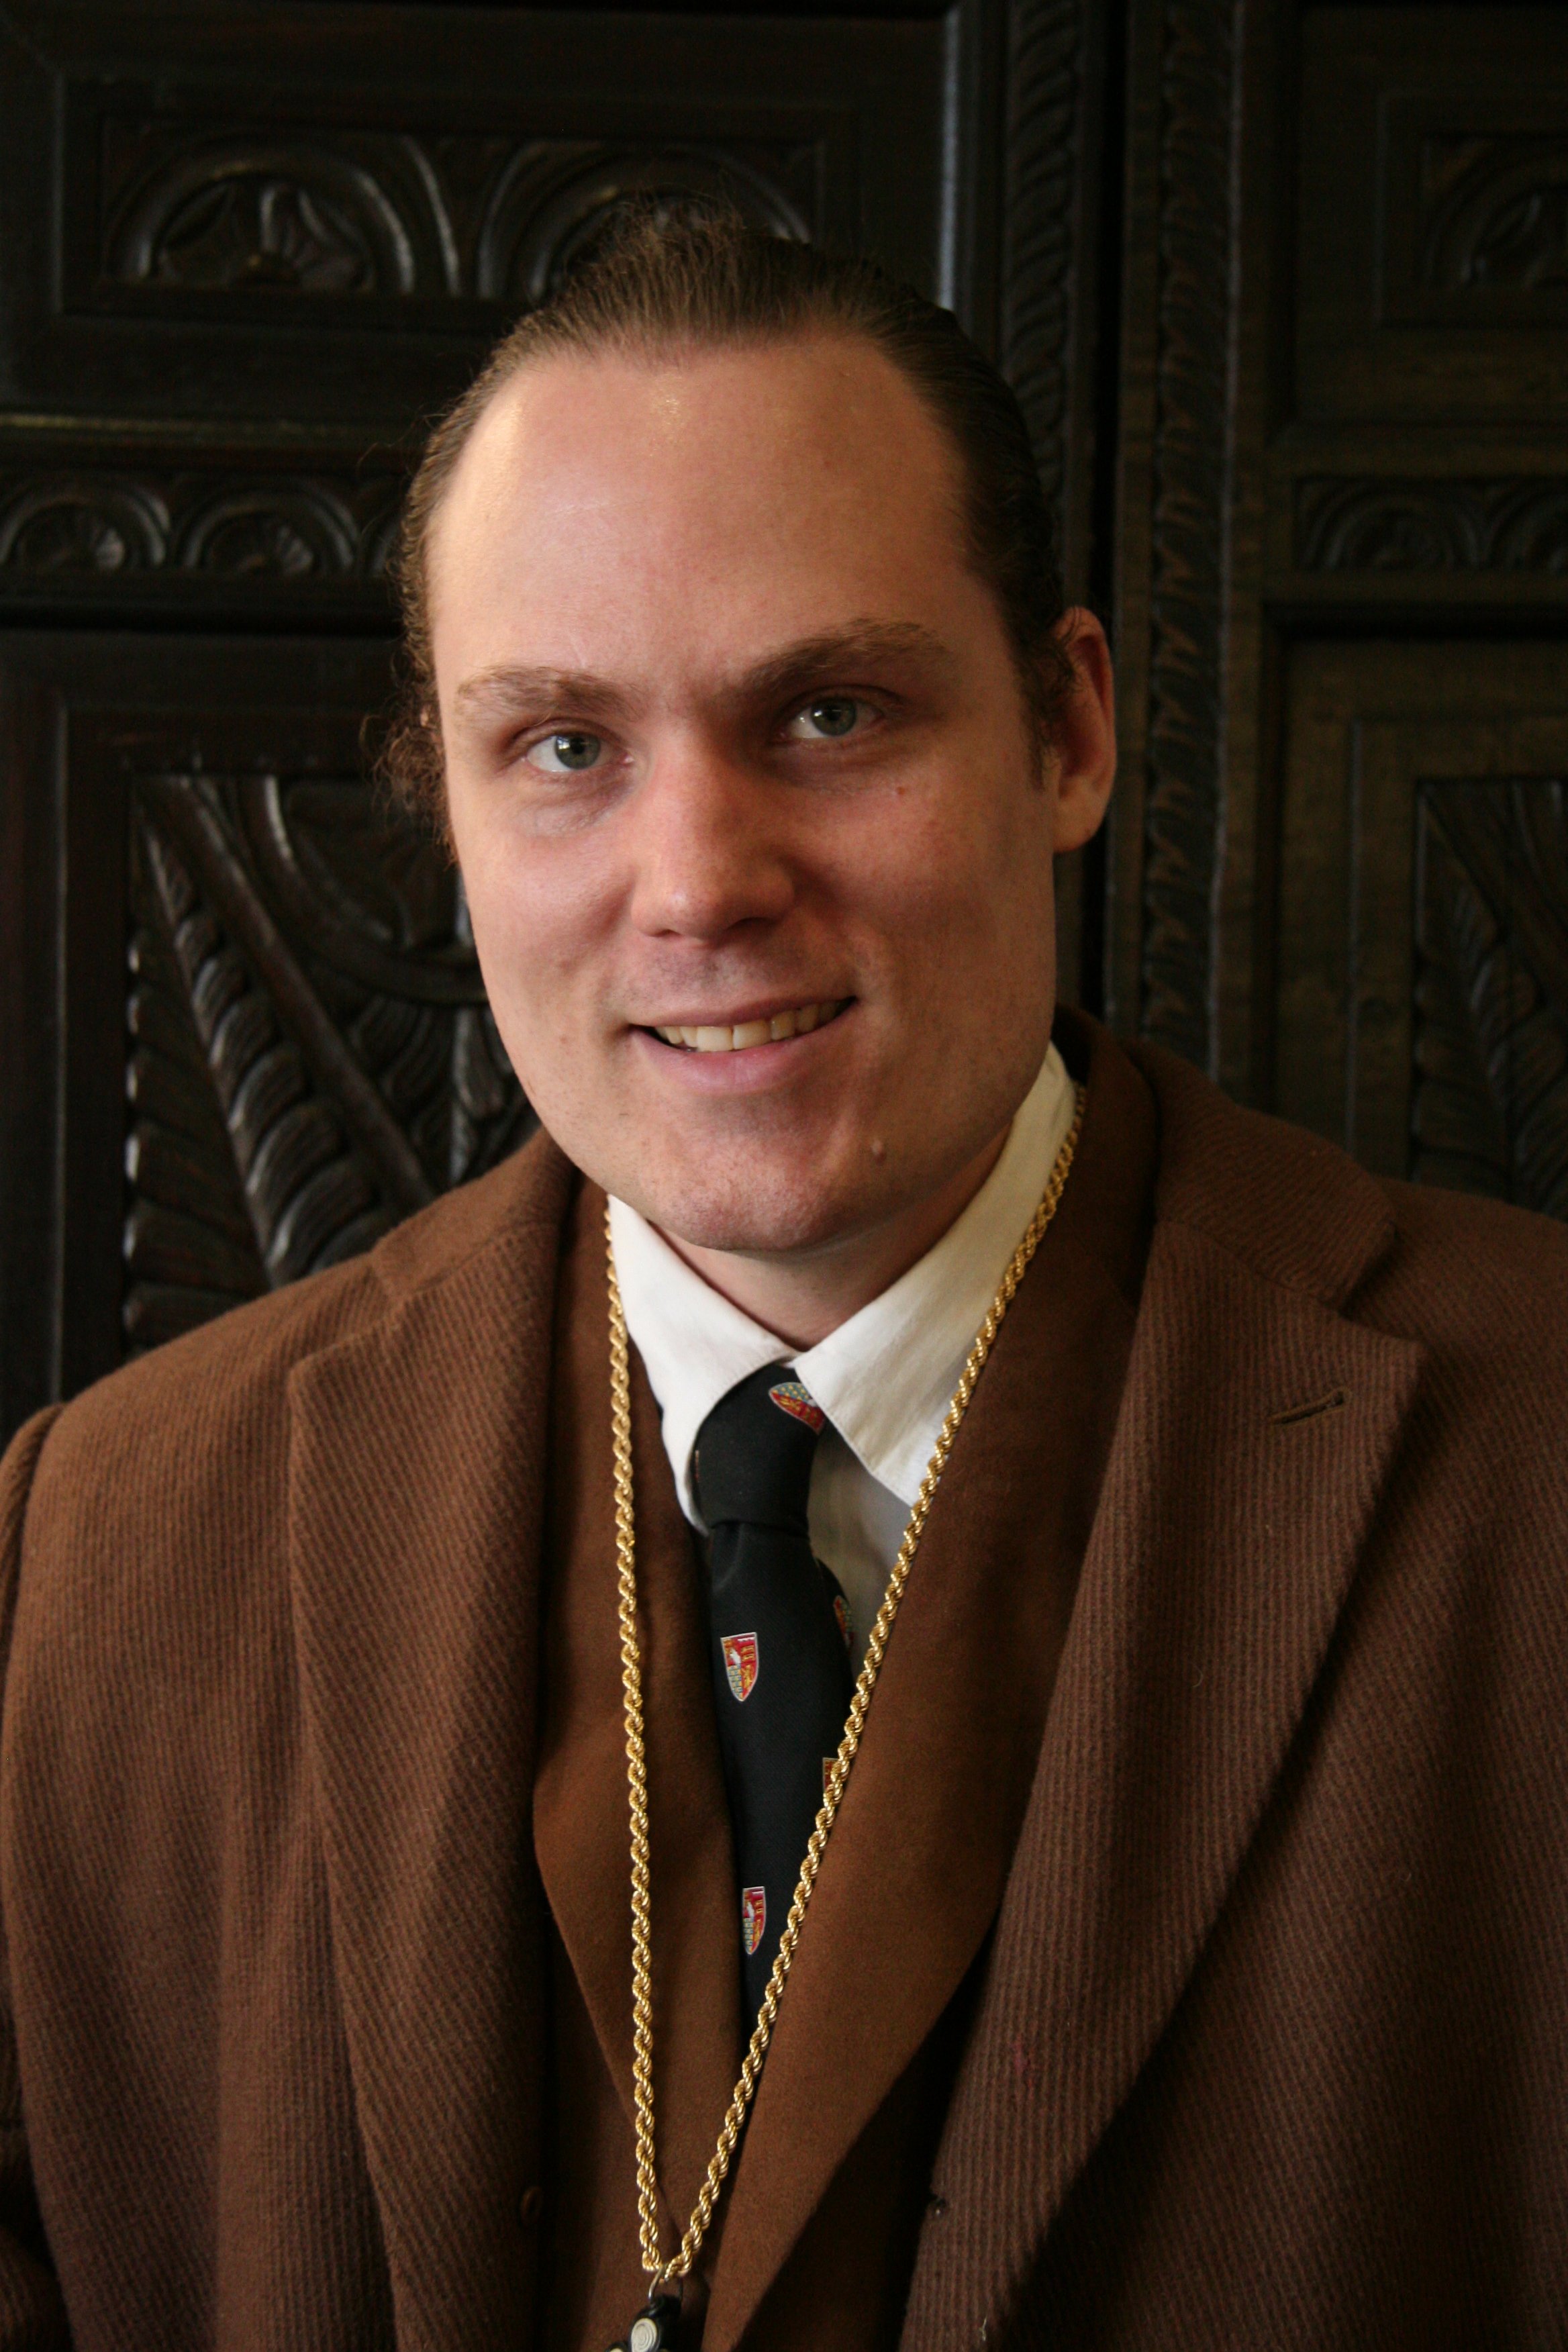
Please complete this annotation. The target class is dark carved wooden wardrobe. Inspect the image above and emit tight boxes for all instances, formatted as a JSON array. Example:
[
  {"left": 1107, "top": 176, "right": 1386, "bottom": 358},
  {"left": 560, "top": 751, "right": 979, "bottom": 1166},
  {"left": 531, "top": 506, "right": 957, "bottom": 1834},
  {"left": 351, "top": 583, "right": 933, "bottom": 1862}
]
[{"left": 2, "top": 0, "right": 1565, "bottom": 1440}]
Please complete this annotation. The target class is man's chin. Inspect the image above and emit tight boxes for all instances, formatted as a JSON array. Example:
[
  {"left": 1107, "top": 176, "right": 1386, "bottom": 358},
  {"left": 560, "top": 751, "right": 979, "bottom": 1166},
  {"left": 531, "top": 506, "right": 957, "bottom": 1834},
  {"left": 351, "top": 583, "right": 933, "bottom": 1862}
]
[{"left": 620, "top": 1163, "right": 875, "bottom": 1265}]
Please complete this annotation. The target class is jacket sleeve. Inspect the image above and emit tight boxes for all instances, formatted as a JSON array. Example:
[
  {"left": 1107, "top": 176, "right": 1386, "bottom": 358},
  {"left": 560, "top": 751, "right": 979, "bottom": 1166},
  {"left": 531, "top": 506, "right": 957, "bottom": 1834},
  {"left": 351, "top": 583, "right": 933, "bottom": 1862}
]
[{"left": 0, "top": 1412, "right": 73, "bottom": 2349}]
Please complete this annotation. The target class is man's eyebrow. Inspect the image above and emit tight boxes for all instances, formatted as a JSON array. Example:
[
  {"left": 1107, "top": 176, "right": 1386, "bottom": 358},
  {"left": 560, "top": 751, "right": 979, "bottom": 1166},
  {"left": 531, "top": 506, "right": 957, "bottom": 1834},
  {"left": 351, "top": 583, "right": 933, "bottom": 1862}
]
[
  {"left": 452, "top": 666, "right": 630, "bottom": 722},
  {"left": 451, "top": 624, "right": 959, "bottom": 728},
  {"left": 737, "top": 622, "right": 959, "bottom": 703}
]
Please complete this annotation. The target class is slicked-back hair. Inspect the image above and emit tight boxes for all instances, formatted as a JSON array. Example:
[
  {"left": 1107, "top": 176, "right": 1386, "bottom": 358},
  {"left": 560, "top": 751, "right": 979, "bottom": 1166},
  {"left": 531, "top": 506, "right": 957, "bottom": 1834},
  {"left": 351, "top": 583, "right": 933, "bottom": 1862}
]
[{"left": 380, "top": 201, "right": 1073, "bottom": 830}]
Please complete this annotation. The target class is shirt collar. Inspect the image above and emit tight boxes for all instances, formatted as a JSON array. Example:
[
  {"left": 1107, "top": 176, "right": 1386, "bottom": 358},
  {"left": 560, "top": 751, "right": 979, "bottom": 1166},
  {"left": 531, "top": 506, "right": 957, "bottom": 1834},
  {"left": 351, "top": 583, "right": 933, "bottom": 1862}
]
[{"left": 607, "top": 1043, "right": 1077, "bottom": 1525}]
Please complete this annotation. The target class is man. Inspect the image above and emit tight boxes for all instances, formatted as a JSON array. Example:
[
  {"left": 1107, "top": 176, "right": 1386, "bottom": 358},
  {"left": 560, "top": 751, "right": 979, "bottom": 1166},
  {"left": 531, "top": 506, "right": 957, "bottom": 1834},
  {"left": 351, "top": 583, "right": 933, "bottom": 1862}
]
[{"left": 1, "top": 209, "right": 1565, "bottom": 2352}]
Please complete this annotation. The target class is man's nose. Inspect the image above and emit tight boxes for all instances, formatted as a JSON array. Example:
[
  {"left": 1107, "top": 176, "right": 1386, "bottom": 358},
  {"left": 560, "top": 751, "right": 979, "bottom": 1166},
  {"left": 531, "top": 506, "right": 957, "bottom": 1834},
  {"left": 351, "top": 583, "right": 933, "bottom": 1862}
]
[{"left": 625, "top": 738, "right": 795, "bottom": 943}]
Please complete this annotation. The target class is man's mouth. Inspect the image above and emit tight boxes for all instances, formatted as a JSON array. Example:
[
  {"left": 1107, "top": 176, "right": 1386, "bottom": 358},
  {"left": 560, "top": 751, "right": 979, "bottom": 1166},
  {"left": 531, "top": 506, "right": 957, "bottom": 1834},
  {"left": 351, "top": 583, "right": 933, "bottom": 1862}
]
[{"left": 647, "top": 999, "right": 849, "bottom": 1053}]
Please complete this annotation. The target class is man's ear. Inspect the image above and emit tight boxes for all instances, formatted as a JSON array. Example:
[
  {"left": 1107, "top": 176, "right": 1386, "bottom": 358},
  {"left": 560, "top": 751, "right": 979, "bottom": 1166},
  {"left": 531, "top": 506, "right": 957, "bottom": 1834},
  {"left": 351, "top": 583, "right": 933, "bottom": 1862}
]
[{"left": 1045, "top": 609, "right": 1116, "bottom": 854}]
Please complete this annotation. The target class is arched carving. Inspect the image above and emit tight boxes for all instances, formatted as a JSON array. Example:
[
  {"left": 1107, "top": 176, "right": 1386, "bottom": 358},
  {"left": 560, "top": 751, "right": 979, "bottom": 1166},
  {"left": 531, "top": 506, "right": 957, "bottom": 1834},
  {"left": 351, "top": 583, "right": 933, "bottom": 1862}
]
[
  {"left": 0, "top": 479, "right": 168, "bottom": 573},
  {"left": 476, "top": 142, "right": 810, "bottom": 307},
  {"left": 1297, "top": 478, "right": 1568, "bottom": 574},
  {"left": 177, "top": 483, "right": 359, "bottom": 578},
  {"left": 108, "top": 139, "right": 420, "bottom": 294},
  {"left": 0, "top": 467, "right": 401, "bottom": 596}
]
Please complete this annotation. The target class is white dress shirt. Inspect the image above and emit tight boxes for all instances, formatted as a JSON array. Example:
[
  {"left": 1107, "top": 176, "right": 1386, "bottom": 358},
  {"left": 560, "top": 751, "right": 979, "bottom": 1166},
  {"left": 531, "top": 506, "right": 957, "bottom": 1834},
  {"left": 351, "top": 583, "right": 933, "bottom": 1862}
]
[{"left": 607, "top": 1045, "right": 1078, "bottom": 1649}]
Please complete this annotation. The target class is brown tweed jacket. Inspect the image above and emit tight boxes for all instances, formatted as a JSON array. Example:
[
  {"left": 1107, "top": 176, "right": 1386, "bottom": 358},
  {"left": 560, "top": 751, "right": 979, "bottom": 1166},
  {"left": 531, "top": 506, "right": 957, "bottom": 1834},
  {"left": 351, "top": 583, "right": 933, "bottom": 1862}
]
[{"left": 1, "top": 1019, "right": 1566, "bottom": 2350}]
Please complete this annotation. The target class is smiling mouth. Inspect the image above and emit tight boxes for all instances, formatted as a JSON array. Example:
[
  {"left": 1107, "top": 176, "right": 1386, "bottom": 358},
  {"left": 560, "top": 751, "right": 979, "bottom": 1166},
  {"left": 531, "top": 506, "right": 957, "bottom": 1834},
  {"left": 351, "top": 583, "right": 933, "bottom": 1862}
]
[{"left": 648, "top": 999, "right": 850, "bottom": 1053}]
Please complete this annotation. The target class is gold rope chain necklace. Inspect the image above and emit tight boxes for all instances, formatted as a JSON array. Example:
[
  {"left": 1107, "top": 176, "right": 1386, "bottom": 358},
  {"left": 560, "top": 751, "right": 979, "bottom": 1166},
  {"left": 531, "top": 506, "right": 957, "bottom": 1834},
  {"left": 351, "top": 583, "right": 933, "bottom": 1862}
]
[{"left": 603, "top": 1089, "right": 1083, "bottom": 2352}]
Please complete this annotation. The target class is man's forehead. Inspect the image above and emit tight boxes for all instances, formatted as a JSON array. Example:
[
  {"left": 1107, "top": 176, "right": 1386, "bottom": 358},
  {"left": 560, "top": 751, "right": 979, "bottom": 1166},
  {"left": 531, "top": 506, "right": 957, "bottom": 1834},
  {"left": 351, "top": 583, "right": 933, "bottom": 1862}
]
[
  {"left": 439, "top": 330, "right": 962, "bottom": 542},
  {"left": 429, "top": 336, "right": 980, "bottom": 689}
]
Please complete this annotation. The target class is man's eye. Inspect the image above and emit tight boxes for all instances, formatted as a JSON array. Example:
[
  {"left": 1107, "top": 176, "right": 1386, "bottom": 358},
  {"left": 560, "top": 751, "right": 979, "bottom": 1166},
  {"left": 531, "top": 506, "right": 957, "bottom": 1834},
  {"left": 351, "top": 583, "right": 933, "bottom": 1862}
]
[
  {"left": 526, "top": 732, "right": 604, "bottom": 774},
  {"left": 786, "top": 696, "right": 867, "bottom": 742}
]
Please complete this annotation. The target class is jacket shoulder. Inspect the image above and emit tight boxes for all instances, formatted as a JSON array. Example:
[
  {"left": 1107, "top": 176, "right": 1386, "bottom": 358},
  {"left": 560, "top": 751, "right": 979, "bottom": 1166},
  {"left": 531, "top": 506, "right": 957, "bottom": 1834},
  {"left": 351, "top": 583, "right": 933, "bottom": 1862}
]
[
  {"left": 1120, "top": 1028, "right": 1568, "bottom": 1397},
  {"left": 1363, "top": 1173, "right": 1568, "bottom": 1374},
  {"left": 20, "top": 1128, "right": 575, "bottom": 1540}
]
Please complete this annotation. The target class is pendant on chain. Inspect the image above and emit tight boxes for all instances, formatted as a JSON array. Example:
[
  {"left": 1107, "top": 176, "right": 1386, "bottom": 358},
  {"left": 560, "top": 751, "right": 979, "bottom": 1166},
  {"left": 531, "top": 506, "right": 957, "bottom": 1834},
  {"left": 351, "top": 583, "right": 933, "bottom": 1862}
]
[{"left": 607, "top": 2292, "right": 683, "bottom": 2351}]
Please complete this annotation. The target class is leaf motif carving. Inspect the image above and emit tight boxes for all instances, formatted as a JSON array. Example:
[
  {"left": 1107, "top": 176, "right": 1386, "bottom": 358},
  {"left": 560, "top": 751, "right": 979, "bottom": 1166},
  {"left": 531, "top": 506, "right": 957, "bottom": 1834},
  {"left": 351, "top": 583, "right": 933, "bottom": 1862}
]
[
  {"left": 1412, "top": 779, "right": 1568, "bottom": 1219},
  {"left": 124, "top": 774, "right": 534, "bottom": 1353},
  {"left": 1421, "top": 135, "right": 1568, "bottom": 298}
]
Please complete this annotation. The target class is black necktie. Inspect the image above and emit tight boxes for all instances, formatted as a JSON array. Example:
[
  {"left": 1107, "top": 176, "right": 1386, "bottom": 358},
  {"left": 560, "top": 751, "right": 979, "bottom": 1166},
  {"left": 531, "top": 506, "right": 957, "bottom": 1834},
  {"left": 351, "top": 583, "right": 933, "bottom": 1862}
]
[{"left": 694, "top": 1366, "right": 855, "bottom": 2016}]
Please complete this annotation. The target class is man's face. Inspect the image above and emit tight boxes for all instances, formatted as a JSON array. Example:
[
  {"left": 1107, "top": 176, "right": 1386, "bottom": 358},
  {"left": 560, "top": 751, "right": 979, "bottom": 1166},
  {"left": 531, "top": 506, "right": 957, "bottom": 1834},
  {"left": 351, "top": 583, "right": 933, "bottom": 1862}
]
[{"left": 431, "top": 333, "right": 1106, "bottom": 1262}]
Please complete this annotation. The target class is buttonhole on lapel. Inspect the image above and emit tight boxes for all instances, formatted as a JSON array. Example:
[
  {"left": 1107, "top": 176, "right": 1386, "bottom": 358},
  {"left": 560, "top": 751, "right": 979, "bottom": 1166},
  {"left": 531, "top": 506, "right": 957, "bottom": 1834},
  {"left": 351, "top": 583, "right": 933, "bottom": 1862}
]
[
  {"left": 1270, "top": 1387, "right": 1349, "bottom": 1430},
  {"left": 518, "top": 2184, "right": 544, "bottom": 2228}
]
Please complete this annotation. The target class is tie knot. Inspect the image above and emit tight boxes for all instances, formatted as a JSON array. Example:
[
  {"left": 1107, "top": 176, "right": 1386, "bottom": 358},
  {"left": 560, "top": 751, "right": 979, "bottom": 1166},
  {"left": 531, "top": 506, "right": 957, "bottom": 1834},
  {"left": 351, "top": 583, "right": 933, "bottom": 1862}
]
[{"left": 694, "top": 1367, "right": 826, "bottom": 1534}]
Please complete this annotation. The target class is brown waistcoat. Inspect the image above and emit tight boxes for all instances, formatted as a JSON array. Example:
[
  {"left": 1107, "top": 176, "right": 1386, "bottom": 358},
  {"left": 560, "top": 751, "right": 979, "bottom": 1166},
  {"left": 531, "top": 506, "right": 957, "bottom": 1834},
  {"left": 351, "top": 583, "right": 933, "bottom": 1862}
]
[{"left": 534, "top": 1038, "right": 1156, "bottom": 2349}]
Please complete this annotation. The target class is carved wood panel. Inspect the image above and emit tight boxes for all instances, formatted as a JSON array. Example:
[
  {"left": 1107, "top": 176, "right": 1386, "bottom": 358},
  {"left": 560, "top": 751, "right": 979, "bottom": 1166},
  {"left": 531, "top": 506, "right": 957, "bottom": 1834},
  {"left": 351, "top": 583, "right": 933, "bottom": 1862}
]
[
  {"left": 1413, "top": 777, "right": 1568, "bottom": 1216},
  {"left": 1273, "top": 636, "right": 1568, "bottom": 1211},
  {"left": 1297, "top": 9, "right": 1568, "bottom": 425},
  {"left": 2, "top": 0, "right": 952, "bottom": 433},
  {"left": 124, "top": 767, "right": 530, "bottom": 1355},
  {"left": 1112, "top": 0, "right": 1568, "bottom": 1150},
  {"left": 0, "top": 632, "right": 532, "bottom": 1434}
]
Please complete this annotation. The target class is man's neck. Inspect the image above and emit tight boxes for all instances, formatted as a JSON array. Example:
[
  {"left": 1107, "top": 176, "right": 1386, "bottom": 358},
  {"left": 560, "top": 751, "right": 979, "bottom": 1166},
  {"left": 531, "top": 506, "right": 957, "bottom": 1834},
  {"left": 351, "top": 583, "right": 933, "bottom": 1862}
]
[{"left": 656, "top": 1124, "right": 1012, "bottom": 1351}]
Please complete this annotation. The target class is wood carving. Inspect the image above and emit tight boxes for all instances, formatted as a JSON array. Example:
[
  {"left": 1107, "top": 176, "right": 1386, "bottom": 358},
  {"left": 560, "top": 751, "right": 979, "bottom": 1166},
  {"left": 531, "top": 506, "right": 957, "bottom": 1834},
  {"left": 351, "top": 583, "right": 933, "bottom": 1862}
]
[
  {"left": 0, "top": 471, "right": 400, "bottom": 587},
  {"left": 1297, "top": 479, "right": 1568, "bottom": 573},
  {"left": 111, "top": 143, "right": 415, "bottom": 295},
  {"left": 99, "top": 124, "right": 815, "bottom": 311},
  {"left": 0, "top": 479, "right": 168, "bottom": 573},
  {"left": 1420, "top": 134, "right": 1568, "bottom": 301},
  {"left": 999, "top": 0, "right": 1082, "bottom": 526},
  {"left": 1140, "top": 0, "right": 1235, "bottom": 1069},
  {"left": 124, "top": 771, "right": 532, "bottom": 1351},
  {"left": 1412, "top": 778, "right": 1568, "bottom": 1218},
  {"left": 477, "top": 142, "right": 812, "bottom": 305}
]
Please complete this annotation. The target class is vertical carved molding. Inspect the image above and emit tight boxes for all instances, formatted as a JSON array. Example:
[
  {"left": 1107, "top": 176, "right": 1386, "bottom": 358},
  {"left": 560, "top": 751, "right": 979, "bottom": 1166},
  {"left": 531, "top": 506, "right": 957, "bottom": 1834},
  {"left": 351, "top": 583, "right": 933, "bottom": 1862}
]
[
  {"left": 999, "top": 0, "right": 1083, "bottom": 538},
  {"left": 1139, "top": 0, "right": 1239, "bottom": 1068}
]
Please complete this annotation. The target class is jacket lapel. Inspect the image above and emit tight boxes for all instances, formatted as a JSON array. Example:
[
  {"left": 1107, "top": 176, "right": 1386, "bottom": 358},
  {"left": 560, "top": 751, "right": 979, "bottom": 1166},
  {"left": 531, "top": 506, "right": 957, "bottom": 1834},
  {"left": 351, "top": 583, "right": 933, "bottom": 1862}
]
[
  {"left": 286, "top": 1138, "right": 573, "bottom": 2352},
  {"left": 532, "top": 1177, "right": 744, "bottom": 2314},
  {"left": 703, "top": 1032, "right": 1159, "bottom": 2351},
  {"left": 899, "top": 1150, "right": 1426, "bottom": 2347}
]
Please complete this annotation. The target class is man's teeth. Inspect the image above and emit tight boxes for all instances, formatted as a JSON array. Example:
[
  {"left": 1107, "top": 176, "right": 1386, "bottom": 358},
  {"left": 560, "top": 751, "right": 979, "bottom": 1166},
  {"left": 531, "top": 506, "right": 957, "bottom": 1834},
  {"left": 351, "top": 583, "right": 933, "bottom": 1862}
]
[{"left": 654, "top": 1000, "right": 844, "bottom": 1052}]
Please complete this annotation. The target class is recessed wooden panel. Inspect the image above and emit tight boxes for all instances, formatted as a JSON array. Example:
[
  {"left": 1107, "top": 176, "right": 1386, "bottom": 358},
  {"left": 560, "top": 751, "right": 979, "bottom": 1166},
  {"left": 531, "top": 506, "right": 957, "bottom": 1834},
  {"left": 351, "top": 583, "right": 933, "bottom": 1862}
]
[
  {"left": 0, "top": 0, "right": 951, "bottom": 434},
  {"left": 1275, "top": 637, "right": 1568, "bottom": 1218},
  {"left": 0, "top": 632, "right": 531, "bottom": 1436},
  {"left": 1297, "top": 6, "right": 1568, "bottom": 427}
]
